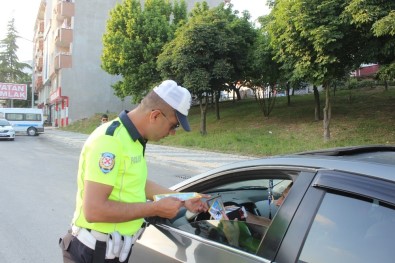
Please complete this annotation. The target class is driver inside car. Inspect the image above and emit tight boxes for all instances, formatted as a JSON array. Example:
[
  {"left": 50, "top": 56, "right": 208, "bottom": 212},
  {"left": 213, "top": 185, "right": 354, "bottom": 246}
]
[
  {"left": 224, "top": 182, "right": 293, "bottom": 227},
  {"left": 216, "top": 182, "right": 293, "bottom": 251}
]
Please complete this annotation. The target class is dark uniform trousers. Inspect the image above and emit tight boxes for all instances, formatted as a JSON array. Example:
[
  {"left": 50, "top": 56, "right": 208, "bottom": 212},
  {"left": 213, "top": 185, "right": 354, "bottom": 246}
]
[{"left": 59, "top": 230, "right": 132, "bottom": 263}]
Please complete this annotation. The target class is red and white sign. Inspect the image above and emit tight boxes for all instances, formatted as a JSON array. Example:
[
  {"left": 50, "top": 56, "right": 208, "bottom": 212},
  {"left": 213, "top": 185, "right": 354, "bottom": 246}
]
[
  {"left": 50, "top": 87, "right": 62, "bottom": 103},
  {"left": 0, "top": 83, "right": 27, "bottom": 100}
]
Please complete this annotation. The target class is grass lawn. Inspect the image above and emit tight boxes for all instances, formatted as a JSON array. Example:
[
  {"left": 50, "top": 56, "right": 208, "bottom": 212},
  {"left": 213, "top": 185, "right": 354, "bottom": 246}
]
[{"left": 61, "top": 86, "right": 395, "bottom": 157}]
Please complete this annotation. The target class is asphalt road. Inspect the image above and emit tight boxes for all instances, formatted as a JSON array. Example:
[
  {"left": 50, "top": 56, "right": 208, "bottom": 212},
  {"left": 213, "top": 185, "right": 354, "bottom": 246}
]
[
  {"left": 0, "top": 128, "right": 251, "bottom": 263},
  {"left": 43, "top": 127, "right": 252, "bottom": 175}
]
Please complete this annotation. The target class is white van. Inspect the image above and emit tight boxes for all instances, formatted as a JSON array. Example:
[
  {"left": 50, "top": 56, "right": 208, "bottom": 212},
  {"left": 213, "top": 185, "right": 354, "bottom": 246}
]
[{"left": 0, "top": 108, "right": 44, "bottom": 136}]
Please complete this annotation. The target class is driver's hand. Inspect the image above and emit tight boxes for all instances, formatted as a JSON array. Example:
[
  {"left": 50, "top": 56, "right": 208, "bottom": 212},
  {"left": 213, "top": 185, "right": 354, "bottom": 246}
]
[{"left": 184, "top": 194, "right": 210, "bottom": 213}]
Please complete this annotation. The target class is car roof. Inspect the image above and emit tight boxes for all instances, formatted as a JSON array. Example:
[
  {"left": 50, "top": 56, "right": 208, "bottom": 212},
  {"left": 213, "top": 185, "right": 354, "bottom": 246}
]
[
  {"left": 292, "top": 144, "right": 395, "bottom": 164},
  {"left": 173, "top": 145, "right": 395, "bottom": 189}
]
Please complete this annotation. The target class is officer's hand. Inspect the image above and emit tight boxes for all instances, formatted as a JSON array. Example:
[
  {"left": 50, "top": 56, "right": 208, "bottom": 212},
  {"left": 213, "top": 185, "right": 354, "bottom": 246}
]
[{"left": 154, "top": 197, "right": 183, "bottom": 219}]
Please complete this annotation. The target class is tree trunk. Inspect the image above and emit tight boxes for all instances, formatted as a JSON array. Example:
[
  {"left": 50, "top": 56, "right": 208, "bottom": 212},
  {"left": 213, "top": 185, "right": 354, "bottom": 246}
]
[
  {"left": 286, "top": 82, "right": 291, "bottom": 106},
  {"left": 323, "top": 84, "right": 331, "bottom": 142},
  {"left": 199, "top": 96, "right": 208, "bottom": 136},
  {"left": 384, "top": 80, "right": 388, "bottom": 91},
  {"left": 313, "top": 85, "right": 321, "bottom": 121},
  {"left": 235, "top": 88, "right": 241, "bottom": 101},
  {"left": 254, "top": 86, "right": 276, "bottom": 118},
  {"left": 333, "top": 83, "right": 337, "bottom": 97},
  {"left": 215, "top": 90, "right": 220, "bottom": 120}
]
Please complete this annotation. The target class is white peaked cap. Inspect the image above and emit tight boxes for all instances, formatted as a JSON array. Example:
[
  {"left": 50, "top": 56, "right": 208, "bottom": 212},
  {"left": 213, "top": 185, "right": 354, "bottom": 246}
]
[{"left": 153, "top": 80, "right": 192, "bottom": 131}]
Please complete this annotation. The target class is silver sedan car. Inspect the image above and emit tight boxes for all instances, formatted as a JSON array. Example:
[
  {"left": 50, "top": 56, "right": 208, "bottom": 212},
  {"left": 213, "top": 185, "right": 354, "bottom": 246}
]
[{"left": 131, "top": 145, "right": 395, "bottom": 263}]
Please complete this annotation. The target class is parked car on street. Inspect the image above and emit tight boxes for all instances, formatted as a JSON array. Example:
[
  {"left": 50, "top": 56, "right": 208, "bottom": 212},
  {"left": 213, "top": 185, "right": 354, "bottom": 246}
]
[
  {"left": 0, "top": 118, "right": 15, "bottom": 141},
  {"left": 131, "top": 145, "right": 395, "bottom": 263}
]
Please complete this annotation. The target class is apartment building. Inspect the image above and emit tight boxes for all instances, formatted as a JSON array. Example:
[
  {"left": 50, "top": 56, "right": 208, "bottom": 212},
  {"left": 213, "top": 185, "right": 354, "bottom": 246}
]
[{"left": 32, "top": 0, "right": 223, "bottom": 127}]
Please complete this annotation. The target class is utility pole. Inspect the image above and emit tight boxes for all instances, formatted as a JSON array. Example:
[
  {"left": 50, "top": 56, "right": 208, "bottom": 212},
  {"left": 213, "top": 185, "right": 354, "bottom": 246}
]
[{"left": 31, "top": 84, "right": 34, "bottom": 108}]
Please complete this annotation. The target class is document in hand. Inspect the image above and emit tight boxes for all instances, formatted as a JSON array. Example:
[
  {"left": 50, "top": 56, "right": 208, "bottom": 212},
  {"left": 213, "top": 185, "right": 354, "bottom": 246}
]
[
  {"left": 153, "top": 192, "right": 202, "bottom": 201},
  {"left": 207, "top": 195, "right": 247, "bottom": 221}
]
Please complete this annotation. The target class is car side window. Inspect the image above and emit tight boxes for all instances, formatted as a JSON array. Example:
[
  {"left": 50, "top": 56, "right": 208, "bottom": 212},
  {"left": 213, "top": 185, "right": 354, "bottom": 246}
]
[
  {"left": 298, "top": 192, "right": 395, "bottom": 263},
  {"left": 171, "top": 178, "right": 294, "bottom": 254}
]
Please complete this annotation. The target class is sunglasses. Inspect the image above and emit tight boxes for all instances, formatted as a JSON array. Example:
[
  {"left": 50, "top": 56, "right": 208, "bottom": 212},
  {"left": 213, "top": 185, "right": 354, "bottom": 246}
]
[{"left": 159, "top": 110, "right": 180, "bottom": 130}]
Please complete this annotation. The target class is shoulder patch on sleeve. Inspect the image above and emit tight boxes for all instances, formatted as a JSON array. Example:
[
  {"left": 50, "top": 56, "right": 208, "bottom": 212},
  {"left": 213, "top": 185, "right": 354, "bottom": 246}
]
[{"left": 99, "top": 152, "right": 116, "bottom": 174}]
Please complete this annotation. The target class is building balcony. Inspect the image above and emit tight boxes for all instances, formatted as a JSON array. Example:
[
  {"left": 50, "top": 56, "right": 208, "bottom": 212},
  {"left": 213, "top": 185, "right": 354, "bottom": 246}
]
[
  {"left": 54, "top": 53, "right": 72, "bottom": 70},
  {"left": 34, "top": 21, "right": 44, "bottom": 41},
  {"left": 36, "top": 40, "right": 44, "bottom": 53},
  {"left": 36, "top": 76, "right": 43, "bottom": 89},
  {"left": 35, "top": 57, "right": 43, "bottom": 72},
  {"left": 35, "top": 50, "right": 43, "bottom": 59},
  {"left": 36, "top": 31, "right": 44, "bottom": 39},
  {"left": 55, "top": 27, "right": 73, "bottom": 48},
  {"left": 56, "top": 0, "right": 75, "bottom": 21},
  {"left": 39, "top": 21, "right": 45, "bottom": 33}
]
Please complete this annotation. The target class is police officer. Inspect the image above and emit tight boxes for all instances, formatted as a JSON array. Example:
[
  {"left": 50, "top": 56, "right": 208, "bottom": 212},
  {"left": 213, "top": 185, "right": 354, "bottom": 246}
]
[{"left": 59, "top": 80, "right": 208, "bottom": 263}]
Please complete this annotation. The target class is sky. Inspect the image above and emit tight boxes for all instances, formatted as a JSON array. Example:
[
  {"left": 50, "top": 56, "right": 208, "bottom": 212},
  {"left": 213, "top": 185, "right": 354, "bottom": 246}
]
[
  {"left": 0, "top": 0, "right": 42, "bottom": 62},
  {"left": 0, "top": 0, "right": 270, "bottom": 63},
  {"left": 231, "top": 0, "right": 270, "bottom": 22}
]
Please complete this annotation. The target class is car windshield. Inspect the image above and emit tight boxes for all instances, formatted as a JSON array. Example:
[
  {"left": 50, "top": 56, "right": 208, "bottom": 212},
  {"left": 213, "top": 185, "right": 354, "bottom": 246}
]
[{"left": 0, "top": 119, "right": 11, "bottom": 126}]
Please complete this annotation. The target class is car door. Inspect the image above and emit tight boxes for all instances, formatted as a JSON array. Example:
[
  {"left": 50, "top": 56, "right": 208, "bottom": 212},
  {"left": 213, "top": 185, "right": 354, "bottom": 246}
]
[{"left": 274, "top": 170, "right": 395, "bottom": 263}]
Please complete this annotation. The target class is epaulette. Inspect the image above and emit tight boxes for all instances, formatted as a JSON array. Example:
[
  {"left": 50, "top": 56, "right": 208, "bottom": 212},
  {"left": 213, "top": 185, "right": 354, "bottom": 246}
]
[{"left": 105, "top": 121, "right": 120, "bottom": 136}]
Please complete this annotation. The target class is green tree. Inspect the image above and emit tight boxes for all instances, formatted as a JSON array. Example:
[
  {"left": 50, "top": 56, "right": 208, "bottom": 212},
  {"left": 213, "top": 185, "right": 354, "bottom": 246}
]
[
  {"left": 260, "top": 12, "right": 320, "bottom": 118},
  {"left": 343, "top": 0, "right": 395, "bottom": 37},
  {"left": 268, "top": 0, "right": 365, "bottom": 141},
  {"left": 158, "top": 3, "right": 224, "bottom": 135},
  {"left": 0, "top": 18, "right": 31, "bottom": 107},
  {"left": 343, "top": 1, "right": 395, "bottom": 89},
  {"left": 247, "top": 15, "right": 281, "bottom": 117},
  {"left": 101, "top": 0, "right": 187, "bottom": 103},
  {"left": 158, "top": 3, "right": 257, "bottom": 135},
  {"left": 223, "top": 6, "right": 258, "bottom": 104},
  {"left": 377, "top": 64, "right": 395, "bottom": 90},
  {"left": 212, "top": 5, "right": 257, "bottom": 120}
]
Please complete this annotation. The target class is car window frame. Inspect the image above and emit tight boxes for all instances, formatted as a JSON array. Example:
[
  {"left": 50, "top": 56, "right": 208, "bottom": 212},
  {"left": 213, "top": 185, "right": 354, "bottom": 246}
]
[
  {"left": 257, "top": 171, "right": 316, "bottom": 260},
  {"left": 274, "top": 169, "right": 395, "bottom": 263}
]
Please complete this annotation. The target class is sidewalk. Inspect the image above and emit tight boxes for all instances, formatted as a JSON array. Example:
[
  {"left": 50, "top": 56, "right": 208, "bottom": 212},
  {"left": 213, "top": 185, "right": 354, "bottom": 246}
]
[{"left": 43, "top": 127, "right": 254, "bottom": 173}]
